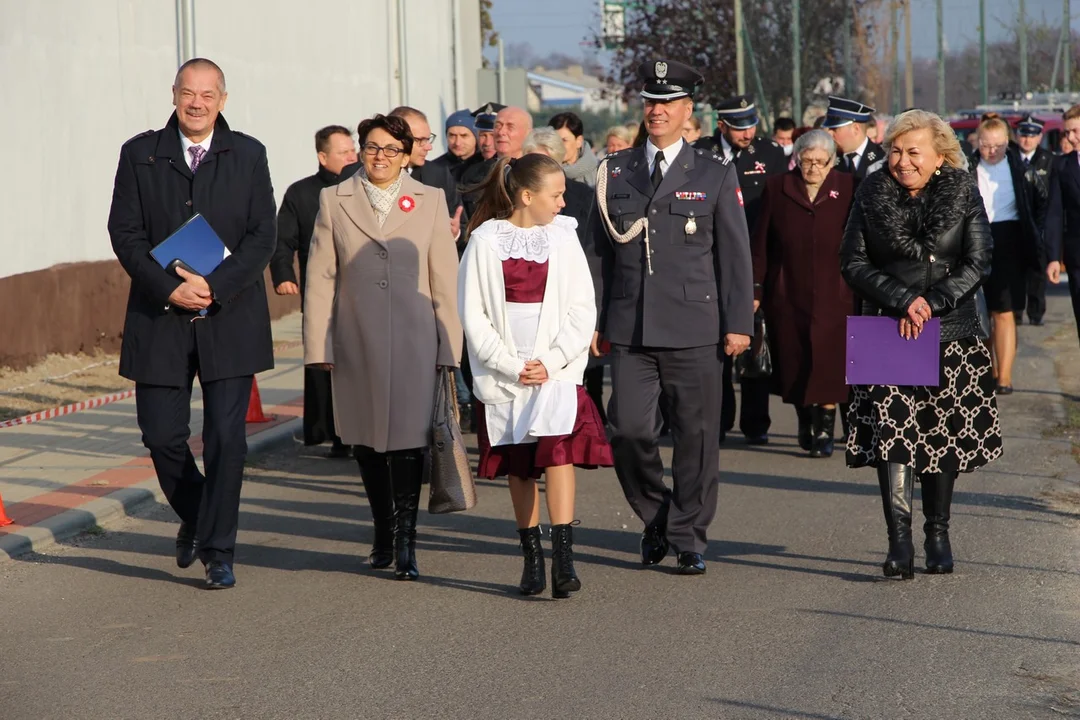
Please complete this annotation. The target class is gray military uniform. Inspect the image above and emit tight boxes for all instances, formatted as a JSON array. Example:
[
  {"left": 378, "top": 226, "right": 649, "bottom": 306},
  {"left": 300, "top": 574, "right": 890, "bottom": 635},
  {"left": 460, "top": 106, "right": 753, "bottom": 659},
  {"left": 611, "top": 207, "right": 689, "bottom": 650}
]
[{"left": 586, "top": 141, "right": 755, "bottom": 554}]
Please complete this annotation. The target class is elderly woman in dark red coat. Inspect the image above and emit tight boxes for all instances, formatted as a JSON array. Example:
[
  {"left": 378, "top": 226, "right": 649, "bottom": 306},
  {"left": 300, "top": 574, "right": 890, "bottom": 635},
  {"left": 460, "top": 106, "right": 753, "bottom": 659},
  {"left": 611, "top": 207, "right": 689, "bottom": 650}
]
[{"left": 751, "top": 129, "right": 856, "bottom": 458}]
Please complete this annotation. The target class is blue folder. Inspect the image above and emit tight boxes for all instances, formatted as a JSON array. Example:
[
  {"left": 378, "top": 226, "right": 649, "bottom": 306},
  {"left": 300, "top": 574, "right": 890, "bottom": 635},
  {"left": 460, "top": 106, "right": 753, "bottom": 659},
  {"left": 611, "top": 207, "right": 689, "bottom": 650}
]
[{"left": 149, "top": 213, "right": 228, "bottom": 277}]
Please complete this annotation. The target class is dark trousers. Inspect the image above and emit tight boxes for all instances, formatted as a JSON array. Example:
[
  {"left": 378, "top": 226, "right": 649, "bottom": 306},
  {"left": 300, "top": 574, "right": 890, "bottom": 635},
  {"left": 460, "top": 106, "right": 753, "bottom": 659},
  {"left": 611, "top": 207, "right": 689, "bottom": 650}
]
[
  {"left": 583, "top": 364, "right": 608, "bottom": 425},
  {"left": 721, "top": 355, "right": 771, "bottom": 437},
  {"left": 303, "top": 366, "right": 342, "bottom": 447},
  {"left": 1026, "top": 267, "right": 1047, "bottom": 322},
  {"left": 135, "top": 329, "right": 252, "bottom": 564},
  {"left": 608, "top": 344, "right": 722, "bottom": 554},
  {"left": 1069, "top": 269, "right": 1080, "bottom": 345}
]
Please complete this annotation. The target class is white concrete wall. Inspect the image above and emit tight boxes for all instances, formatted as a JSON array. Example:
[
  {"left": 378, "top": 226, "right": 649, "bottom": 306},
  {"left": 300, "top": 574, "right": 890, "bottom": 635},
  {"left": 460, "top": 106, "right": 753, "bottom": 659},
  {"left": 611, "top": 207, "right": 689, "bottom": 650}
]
[{"left": 0, "top": 0, "right": 481, "bottom": 280}]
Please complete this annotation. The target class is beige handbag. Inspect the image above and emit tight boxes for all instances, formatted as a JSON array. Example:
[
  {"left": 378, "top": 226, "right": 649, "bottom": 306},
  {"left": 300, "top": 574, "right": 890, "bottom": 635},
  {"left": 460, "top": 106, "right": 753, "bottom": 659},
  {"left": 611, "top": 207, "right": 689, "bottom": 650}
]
[{"left": 427, "top": 367, "right": 477, "bottom": 514}]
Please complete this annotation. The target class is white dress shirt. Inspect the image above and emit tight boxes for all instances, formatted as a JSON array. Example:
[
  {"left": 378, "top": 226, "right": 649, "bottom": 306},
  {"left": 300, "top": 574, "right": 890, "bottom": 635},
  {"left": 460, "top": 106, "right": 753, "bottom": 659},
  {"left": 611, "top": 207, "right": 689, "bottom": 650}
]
[
  {"left": 179, "top": 129, "right": 214, "bottom": 169},
  {"left": 976, "top": 158, "right": 1019, "bottom": 223},
  {"left": 645, "top": 137, "right": 685, "bottom": 178},
  {"left": 845, "top": 136, "right": 870, "bottom": 171}
]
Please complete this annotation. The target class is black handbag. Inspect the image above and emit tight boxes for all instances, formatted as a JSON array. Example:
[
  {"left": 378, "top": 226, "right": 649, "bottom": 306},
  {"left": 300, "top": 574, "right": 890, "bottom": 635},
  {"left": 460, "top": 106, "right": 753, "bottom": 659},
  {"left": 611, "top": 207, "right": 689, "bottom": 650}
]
[{"left": 734, "top": 310, "right": 773, "bottom": 380}]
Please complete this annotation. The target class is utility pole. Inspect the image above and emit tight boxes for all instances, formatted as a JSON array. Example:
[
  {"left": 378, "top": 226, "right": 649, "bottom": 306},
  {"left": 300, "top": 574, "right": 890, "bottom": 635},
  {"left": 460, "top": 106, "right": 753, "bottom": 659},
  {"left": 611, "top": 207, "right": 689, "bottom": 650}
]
[
  {"left": 937, "top": 0, "right": 946, "bottom": 115},
  {"left": 904, "top": 0, "right": 914, "bottom": 108},
  {"left": 1019, "top": 0, "right": 1028, "bottom": 96},
  {"left": 842, "top": 1, "right": 852, "bottom": 96},
  {"left": 979, "top": 0, "right": 988, "bottom": 104},
  {"left": 735, "top": 0, "right": 745, "bottom": 95},
  {"left": 1067, "top": 0, "right": 1073, "bottom": 95},
  {"left": 891, "top": 0, "right": 900, "bottom": 113},
  {"left": 792, "top": 0, "right": 802, "bottom": 124}
]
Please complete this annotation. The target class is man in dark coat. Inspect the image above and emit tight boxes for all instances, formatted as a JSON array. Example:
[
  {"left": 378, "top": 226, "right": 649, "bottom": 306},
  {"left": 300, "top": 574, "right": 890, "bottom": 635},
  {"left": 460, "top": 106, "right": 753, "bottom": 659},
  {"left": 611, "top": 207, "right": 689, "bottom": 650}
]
[
  {"left": 270, "top": 125, "right": 357, "bottom": 457},
  {"left": 1045, "top": 106, "right": 1080, "bottom": 343},
  {"left": 429, "top": 109, "right": 483, "bottom": 182},
  {"left": 107, "top": 58, "right": 276, "bottom": 589},
  {"left": 695, "top": 95, "right": 787, "bottom": 444},
  {"left": 1016, "top": 114, "right": 1053, "bottom": 325},
  {"left": 821, "top": 96, "right": 886, "bottom": 179},
  {"left": 587, "top": 60, "right": 755, "bottom": 575}
]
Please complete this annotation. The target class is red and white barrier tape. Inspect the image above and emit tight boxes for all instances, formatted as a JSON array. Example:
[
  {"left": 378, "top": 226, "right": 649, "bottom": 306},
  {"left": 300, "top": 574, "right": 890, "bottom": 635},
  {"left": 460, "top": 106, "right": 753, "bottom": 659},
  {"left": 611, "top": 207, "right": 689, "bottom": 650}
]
[{"left": 0, "top": 388, "right": 136, "bottom": 429}]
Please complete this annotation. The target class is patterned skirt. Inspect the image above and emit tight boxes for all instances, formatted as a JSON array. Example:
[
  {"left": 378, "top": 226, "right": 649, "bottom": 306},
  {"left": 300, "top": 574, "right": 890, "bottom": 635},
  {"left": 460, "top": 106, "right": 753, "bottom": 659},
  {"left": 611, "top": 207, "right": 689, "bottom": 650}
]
[
  {"left": 846, "top": 337, "right": 1003, "bottom": 473},
  {"left": 476, "top": 385, "right": 614, "bottom": 480}
]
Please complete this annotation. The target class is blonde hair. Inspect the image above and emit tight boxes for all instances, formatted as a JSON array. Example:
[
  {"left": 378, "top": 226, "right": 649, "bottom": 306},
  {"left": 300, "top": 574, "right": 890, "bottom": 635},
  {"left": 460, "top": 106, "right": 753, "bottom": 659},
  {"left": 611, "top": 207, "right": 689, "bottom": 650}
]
[
  {"left": 978, "top": 112, "right": 1013, "bottom": 142},
  {"left": 605, "top": 125, "right": 634, "bottom": 145},
  {"left": 1064, "top": 104, "right": 1080, "bottom": 122},
  {"left": 883, "top": 109, "right": 968, "bottom": 171}
]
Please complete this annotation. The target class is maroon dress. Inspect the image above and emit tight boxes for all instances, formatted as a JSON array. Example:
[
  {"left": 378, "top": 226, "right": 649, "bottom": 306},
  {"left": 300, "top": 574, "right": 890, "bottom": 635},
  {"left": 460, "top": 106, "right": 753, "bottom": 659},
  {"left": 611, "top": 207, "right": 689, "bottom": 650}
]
[{"left": 475, "top": 256, "right": 614, "bottom": 480}]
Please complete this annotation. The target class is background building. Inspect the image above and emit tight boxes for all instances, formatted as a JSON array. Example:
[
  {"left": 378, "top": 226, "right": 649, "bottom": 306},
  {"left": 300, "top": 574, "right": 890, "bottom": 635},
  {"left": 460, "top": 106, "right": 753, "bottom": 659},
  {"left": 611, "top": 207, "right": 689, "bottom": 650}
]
[{"left": 0, "top": 0, "right": 482, "bottom": 369}]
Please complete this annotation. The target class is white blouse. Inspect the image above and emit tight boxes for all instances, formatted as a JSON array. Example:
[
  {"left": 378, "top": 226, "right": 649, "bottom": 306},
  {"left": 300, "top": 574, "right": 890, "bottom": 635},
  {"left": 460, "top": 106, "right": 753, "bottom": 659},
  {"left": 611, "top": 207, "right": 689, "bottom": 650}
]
[{"left": 976, "top": 159, "right": 1019, "bottom": 223}]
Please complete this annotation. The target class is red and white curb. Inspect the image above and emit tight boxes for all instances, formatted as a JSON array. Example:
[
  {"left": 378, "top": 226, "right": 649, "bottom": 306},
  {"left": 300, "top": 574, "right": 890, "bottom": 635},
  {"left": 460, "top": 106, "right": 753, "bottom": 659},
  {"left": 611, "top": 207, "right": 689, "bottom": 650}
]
[{"left": 0, "top": 389, "right": 137, "bottom": 429}]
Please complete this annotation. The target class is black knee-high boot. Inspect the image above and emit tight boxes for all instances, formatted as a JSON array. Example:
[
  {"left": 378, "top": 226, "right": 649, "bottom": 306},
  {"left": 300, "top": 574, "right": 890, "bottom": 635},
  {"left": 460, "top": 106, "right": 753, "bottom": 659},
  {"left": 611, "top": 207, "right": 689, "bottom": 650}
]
[
  {"left": 796, "top": 406, "right": 813, "bottom": 452},
  {"left": 356, "top": 449, "right": 394, "bottom": 569},
  {"left": 810, "top": 407, "right": 836, "bottom": 459},
  {"left": 921, "top": 471, "right": 957, "bottom": 574},
  {"left": 877, "top": 463, "right": 915, "bottom": 579},
  {"left": 388, "top": 450, "right": 425, "bottom": 581},
  {"left": 517, "top": 527, "right": 546, "bottom": 595}
]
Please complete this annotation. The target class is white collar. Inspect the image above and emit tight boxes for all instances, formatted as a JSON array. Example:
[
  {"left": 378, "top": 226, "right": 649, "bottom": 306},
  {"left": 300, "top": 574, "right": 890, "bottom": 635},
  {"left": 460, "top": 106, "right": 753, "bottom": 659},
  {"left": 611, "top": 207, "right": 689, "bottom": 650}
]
[
  {"left": 720, "top": 135, "right": 734, "bottom": 157},
  {"left": 1021, "top": 149, "right": 1036, "bottom": 161},
  {"left": 646, "top": 137, "right": 684, "bottom": 167},
  {"left": 849, "top": 136, "right": 870, "bottom": 158},
  {"left": 180, "top": 128, "right": 214, "bottom": 154}
]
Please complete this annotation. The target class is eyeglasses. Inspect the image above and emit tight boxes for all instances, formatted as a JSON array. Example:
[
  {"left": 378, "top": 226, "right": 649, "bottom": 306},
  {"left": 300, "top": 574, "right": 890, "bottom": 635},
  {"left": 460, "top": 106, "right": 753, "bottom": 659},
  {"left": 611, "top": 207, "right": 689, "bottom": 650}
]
[
  {"left": 413, "top": 133, "right": 436, "bottom": 145},
  {"left": 799, "top": 158, "right": 831, "bottom": 169},
  {"left": 362, "top": 143, "right": 404, "bottom": 158},
  {"left": 979, "top": 142, "right": 1007, "bottom": 152}
]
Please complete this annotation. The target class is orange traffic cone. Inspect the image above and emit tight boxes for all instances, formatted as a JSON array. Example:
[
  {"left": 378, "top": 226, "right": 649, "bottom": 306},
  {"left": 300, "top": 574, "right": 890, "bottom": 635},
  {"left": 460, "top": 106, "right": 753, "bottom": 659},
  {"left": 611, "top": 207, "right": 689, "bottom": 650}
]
[
  {"left": 0, "top": 491, "right": 12, "bottom": 527},
  {"left": 245, "top": 378, "right": 274, "bottom": 424}
]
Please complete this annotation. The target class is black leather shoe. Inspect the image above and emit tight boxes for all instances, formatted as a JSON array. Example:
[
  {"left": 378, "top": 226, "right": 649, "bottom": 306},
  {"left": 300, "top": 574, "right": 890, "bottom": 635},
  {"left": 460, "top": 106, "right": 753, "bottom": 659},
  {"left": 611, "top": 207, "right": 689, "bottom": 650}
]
[
  {"left": 676, "top": 552, "right": 707, "bottom": 575},
  {"left": 718, "top": 430, "right": 727, "bottom": 445},
  {"left": 175, "top": 522, "right": 197, "bottom": 569},
  {"left": 995, "top": 385, "right": 1014, "bottom": 396},
  {"left": 205, "top": 560, "right": 235, "bottom": 589},
  {"left": 745, "top": 434, "right": 769, "bottom": 446},
  {"left": 1029, "top": 317, "right": 1045, "bottom": 327},
  {"left": 328, "top": 441, "right": 351, "bottom": 459},
  {"left": 550, "top": 523, "right": 582, "bottom": 598},
  {"left": 517, "top": 527, "right": 546, "bottom": 596},
  {"left": 640, "top": 524, "right": 669, "bottom": 566}
]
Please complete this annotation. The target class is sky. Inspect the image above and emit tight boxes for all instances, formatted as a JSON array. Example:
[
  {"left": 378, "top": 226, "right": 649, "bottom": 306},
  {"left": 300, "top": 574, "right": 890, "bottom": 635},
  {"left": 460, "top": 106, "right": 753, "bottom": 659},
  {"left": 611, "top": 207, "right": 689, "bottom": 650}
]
[{"left": 488, "top": 0, "right": 1075, "bottom": 65}]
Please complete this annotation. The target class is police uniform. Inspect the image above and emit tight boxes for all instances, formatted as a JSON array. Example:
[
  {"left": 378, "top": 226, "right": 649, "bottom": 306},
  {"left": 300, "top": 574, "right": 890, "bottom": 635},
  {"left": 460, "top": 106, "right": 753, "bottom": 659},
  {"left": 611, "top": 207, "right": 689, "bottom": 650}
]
[
  {"left": 1018, "top": 115, "right": 1053, "bottom": 324},
  {"left": 695, "top": 95, "right": 786, "bottom": 443},
  {"left": 586, "top": 60, "right": 755, "bottom": 571},
  {"left": 822, "top": 96, "right": 885, "bottom": 180}
]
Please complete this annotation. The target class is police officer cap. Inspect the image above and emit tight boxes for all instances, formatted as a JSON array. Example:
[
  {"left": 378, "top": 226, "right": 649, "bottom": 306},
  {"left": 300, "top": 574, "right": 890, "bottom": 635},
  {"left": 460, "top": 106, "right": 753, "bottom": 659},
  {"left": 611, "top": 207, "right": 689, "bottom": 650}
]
[
  {"left": 638, "top": 59, "right": 703, "bottom": 101},
  {"left": 821, "top": 96, "right": 876, "bottom": 128},
  {"left": 1017, "top": 114, "right": 1045, "bottom": 136},
  {"left": 472, "top": 102, "right": 506, "bottom": 131},
  {"left": 715, "top": 95, "right": 759, "bottom": 129}
]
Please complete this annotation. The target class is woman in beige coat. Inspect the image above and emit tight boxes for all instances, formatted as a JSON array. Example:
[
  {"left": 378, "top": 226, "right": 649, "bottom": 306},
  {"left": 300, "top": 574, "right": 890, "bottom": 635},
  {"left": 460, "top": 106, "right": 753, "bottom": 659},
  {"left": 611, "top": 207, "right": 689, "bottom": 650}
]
[{"left": 304, "top": 114, "right": 463, "bottom": 581}]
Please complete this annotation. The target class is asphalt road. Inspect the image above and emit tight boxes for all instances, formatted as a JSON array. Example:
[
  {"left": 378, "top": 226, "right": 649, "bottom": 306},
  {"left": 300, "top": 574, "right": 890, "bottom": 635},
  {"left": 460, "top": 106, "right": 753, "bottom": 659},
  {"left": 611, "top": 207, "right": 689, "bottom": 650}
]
[{"left": 3, "top": 296, "right": 1080, "bottom": 720}]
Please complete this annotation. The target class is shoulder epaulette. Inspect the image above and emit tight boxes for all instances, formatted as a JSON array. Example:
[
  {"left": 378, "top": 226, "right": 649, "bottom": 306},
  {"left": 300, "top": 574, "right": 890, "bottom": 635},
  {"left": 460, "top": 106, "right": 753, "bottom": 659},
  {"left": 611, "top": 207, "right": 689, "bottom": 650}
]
[{"left": 696, "top": 147, "right": 730, "bottom": 166}]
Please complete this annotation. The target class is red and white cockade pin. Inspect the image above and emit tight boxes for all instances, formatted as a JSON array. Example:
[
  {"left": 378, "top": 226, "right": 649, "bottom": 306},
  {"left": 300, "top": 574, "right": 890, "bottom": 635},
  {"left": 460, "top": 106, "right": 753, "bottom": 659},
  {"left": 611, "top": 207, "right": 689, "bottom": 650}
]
[
  {"left": 399, "top": 196, "right": 416, "bottom": 212},
  {"left": 829, "top": 189, "right": 840, "bottom": 199}
]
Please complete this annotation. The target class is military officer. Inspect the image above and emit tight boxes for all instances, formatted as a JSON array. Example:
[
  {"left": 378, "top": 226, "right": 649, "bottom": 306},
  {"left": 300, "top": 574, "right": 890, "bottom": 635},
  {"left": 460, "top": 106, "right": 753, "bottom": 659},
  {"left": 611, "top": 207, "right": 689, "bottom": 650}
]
[
  {"left": 586, "top": 59, "right": 755, "bottom": 575},
  {"left": 695, "top": 95, "right": 785, "bottom": 444},
  {"left": 821, "top": 95, "right": 885, "bottom": 179},
  {"left": 1017, "top": 114, "right": 1053, "bottom": 325}
]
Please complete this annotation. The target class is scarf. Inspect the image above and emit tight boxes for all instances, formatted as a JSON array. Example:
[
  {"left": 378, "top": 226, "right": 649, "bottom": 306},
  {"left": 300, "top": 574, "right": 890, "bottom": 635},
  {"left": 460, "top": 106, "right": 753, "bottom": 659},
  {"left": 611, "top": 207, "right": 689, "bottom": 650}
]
[{"left": 358, "top": 168, "right": 404, "bottom": 226}]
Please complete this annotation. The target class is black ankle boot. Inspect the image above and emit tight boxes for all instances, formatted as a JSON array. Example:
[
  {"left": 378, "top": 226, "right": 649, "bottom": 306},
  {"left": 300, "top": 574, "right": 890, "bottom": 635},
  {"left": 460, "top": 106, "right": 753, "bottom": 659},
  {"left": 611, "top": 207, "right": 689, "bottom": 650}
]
[
  {"left": 356, "top": 449, "right": 394, "bottom": 569},
  {"left": 517, "top": 527, "right": 546, "bottom": 595},
  {"left": 877, "top": 463, "right": 915, "bottom": 579},
  {"left": 810, "top": 407, "right": 836, "bottom": 459},
  {"left": 921, "top": 471, "right": 957, "bottom": 574},
  {"left": 550, "top": 523, "right": 582, "bottom": 598},
  {"left": 389, "top": 451, "right": 425, "bottom": 581},
  {"left": 796, "top": 406, "right": 813, "bottom": 452}
]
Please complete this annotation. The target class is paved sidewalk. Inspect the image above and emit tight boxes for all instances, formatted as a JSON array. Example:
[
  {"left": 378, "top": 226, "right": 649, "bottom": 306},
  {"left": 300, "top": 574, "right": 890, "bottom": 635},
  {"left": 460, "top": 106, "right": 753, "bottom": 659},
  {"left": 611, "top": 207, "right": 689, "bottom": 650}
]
[{"left": 0, "top": 312, "right": 307, "bottom": 559}]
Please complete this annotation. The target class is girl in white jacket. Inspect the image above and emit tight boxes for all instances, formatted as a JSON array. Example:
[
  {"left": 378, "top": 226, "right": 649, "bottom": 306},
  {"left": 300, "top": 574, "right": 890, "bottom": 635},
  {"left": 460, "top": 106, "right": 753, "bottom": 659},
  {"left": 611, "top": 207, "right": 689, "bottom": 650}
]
[{"left": 458, "top": 154, "right": 613, "bottom": 599}]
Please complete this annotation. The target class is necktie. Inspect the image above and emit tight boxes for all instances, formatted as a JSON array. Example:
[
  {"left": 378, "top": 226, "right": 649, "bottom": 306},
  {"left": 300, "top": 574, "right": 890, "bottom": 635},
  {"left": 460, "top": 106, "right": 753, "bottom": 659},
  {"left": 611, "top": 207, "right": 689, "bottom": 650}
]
[
  {"left": 1023, "top": 156, "right": 1031, "bottom": 168},
  {"left": 188, "top": 145, "right": 206, "bottom": 173},
  {"left": 845, "top": 151, "right": 858, "bottom": 171},
  {"left": 651, "top": 150, "right": 665, "bottom": 191}
]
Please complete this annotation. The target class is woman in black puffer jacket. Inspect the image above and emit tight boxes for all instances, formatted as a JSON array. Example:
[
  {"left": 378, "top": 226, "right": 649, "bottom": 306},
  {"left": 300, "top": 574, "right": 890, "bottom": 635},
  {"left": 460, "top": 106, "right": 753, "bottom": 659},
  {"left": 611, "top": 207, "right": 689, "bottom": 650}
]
[{"left": 840, "top": 109, "right": 1003, "bottom": 580}]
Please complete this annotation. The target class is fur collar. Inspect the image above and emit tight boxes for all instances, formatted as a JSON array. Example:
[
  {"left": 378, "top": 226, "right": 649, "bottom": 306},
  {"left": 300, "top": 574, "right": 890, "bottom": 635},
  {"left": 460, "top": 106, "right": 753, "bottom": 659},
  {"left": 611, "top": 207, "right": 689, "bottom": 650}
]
[{"left": 856, "top": 165, "right": 974, "bottom": 260}]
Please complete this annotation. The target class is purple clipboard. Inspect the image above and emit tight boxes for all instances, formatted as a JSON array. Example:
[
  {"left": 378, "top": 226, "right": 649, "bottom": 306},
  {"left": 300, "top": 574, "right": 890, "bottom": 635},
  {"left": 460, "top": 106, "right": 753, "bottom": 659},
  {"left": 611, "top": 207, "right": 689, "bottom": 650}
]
[{"left": 846, "top": 316, "right": 941, "bottom": 387}]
